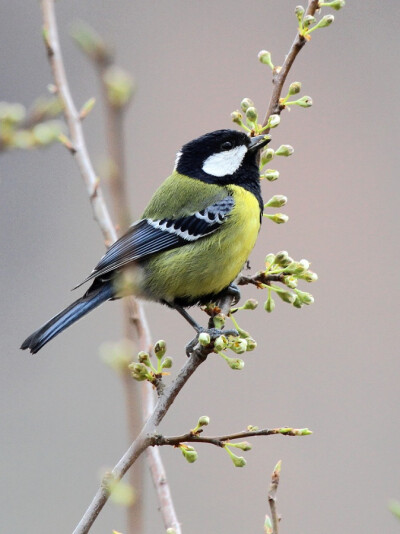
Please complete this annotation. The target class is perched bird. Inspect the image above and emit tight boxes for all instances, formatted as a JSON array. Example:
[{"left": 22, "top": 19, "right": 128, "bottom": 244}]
[{"left": 21, "top": 129, "right": 270, "bottom": 354}]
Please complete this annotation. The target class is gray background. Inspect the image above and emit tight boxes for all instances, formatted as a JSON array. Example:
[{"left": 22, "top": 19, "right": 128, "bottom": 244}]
[{"left": 1, "top": 1, "right": 400, "bottom": 533}]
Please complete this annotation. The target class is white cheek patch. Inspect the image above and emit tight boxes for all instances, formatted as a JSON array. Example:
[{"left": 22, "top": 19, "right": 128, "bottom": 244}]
[
  {"left": 174, "top": 151, "right": 182, "bottom": 168},
  {"left": 202, "top": 145, "right": 247, "bottom": 177}
]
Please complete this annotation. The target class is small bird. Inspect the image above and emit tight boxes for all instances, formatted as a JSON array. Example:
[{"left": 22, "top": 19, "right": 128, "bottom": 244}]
[{"left": 21, "top": 129, "right": 270, "bottom": 354}]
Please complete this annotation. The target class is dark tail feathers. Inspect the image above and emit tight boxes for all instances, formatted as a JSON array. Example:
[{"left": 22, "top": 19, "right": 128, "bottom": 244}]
[{"left": 21, "top": 283, "right": 113, "bottom": 354}]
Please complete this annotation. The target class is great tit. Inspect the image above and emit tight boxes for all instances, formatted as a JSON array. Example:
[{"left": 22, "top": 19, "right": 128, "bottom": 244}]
[{"left": 21, "top": 129, "right": 270, "bottom": 354}]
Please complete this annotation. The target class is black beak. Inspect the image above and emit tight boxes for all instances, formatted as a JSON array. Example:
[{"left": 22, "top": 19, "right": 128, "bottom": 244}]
[{"left": 248, "top": 134, "right": 271, "bottom": 153}]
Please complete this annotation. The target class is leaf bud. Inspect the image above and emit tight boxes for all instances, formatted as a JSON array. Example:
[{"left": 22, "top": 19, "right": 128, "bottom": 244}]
[
  {"left": 276, "top": 290, "right": 296, "bottom": 304},
  {"left": 288, "top": 81, "right": 302, "bottom": 96},
  {"left": 240, "top": 98, "right": 254, "bottom": 112},
  {"left": 264, "top": 514, "right": 273, "bottom": 534},
  {"left": 161, "top": 357, "right": 173, "bottom": 369},
  {"left": 245, "top": 106, "right": 258, "bottom": 124},
  {"left": 267, "top": 114, "right": 280, "bottom": 128},
  {"left": 275, "top": 144, "right": 294, "bottom": 157},
  {"left": 262, "top": 169, "right": 280, "bottom": 181},
  {"left": 154, "top": 340, "right": 167, "bottom": 359},
  {"left": 260, "top": 148, "right": 274, "bottom": 166},
  {"left": 214, "top": 335, "right": 228, "bottom": 352},
  {"left": 264, "top": 297, "right": 275, "bottom": 313},
  {"left": 246, "top": 338, "right": 257, "bottom": 351},
  {"left": 242, "top": 298, "right": 258, "bottom": 310},
  {"left": 198, "top": 332, "right": 211, "bottom": 346},
  {"left": 265, "top": 195, "right": 288, "bottom": 208},
  {"left": 258, "top": 50, "right": 274, "bottom": 70}
]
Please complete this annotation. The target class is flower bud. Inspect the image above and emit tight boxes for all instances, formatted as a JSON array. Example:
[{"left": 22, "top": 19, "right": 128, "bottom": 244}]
[
  {"left": 302, "top": 15, "right": 316, "bottom": 28},
  {"left": 197, "top": 415, "right": 210, "bottom": 427},
  {"left": 246, "top": 338, "right": 257, "bottom": 351},
  {"left": 129, "top": 362, "right": 150, "bottom": 381},
  {"left": 231, "top": 110, "right": 243, "bottom": 126},
  {"left": 240, "top": 98, "right": 254, "bottom": 112},
  {"left": 295, "top": 5, "right": 305, "bottom": 23},
  {"left": 292, "top": 296, "right": 303, "bottom": 308},
  {"left": 276, "top": 290, "right": 296, "bottom": 304},
  {"left": 275, "top": 144, "right": 294, "bottom": 157},
  {"left": 154, "top": 340, "right": 166, "bottom": 359},
  {"left": 138, "top": 351, "right": 151, "bottom": 366},
  {"left": 302, "top": 270, "right": 318, "bottom": 282},
  {"left": 260, "top": 148, "right": 274, "bottom": 166},
  {"left": 226, "top": 357, "right": 245, "bottom": 370},
  {"left": 265, "top": 213, "right": 289, "bottom": 224},
  {"left": 267, "top": 114, "right": 280, "bottom": 128},
  {"left": 325, "top": 0, "right": 345, "bottom": 10},
  {"left": 275, "top": 250, "right": 289, "bottom": 265},
  {"left": 264, "top": 297, "right": 275, "bottom": 313},
  {"left": 245, "top": 106, "right": 258, "bottom": 124},
  {"left": 243, "top": 298, "right": 258, "bottom": 310},
  {"left": 265, "top": 195, "right": 288, "bottom": 208},
  {"left": 104, "top": 66, "right": 134, "bottom": 108},
  {"left": 283, "top": 275, "right": 298, "bottom": 289},
  {"left": 33, "top": 121, "right": 62, "bottom": 145},
  {"left": 318, "top": 14, "right": 335, "bottom": 27},
  {"left": 297, "top": 290, "right": 314, "bottom": 305},
  {"left": 231, "top": 441, "right": 252, "bottom": 451},
  {"left": 299, "top": 259, "right": 310, "bottom": 271},
  {"left": 288, "top": 81, "right": 302, "bottom": 96},
  {"left": 198, "top": 332, "right": 211, "bottom": 346},
  {"left": 181, "top": 445, "right": 198, "bottom": 463},
  {"left": 258, "top": 50, "right": 274, "bottom": 70},
  {"left": 265, "top": 253, "right": 276, "bottom": 268},
  {"left": 161, "top": 357, "right": 173, "bottom": 369},
  {"left": 231, "top": 454, "right": 246, "bottom": 467},
  {"left": 262, "top": 169, "right": 280, "bottom": 181},
  {"left": 229, "top": 338, "right": 248, "bottom": 354},
  {"left": 296, "top": 95, "right": 313, "bottom": 107},
  {"left": 214, "top": 335, "right": 228, "bottom": 352},
  {"left": 213, "top": 313, "right": 225, "bottom": 329}
]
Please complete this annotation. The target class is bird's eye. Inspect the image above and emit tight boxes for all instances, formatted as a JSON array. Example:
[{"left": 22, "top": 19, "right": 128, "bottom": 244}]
[{"left": 221, "top": 141, "right": 233, "bottom": 151}]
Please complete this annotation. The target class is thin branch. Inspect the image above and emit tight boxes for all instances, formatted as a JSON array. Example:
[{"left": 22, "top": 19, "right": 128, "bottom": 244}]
[
  {"left": 41, "top": 0, "right": 117, "bottom": 245},
  {"left": 268, "top": 461, "right": 282, "bottom": 534},
  {"left": 73, "top": 343, "right": 212, "bottom": 534},
  {"left": 237, "top": 271, "right": 285, "bottom": 288},
  {"left": 155, "top": 428, "right": 310, "bottom": 448},
  {"left": 261, "top": 0, "right": 320, "bottom": 130}
]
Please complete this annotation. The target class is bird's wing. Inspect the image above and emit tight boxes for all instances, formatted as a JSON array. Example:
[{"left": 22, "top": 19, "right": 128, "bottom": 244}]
[{"left": 74, "top": 195, "right": 234, "bottom": 288}]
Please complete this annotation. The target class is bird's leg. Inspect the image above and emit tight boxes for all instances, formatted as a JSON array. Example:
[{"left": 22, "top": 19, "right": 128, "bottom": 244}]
[
  {"left": 223, "top": 282, "right": 241, "bottom": 306},
  {"left": 172, "top": 304, "right": 238, "bottom": 357}
]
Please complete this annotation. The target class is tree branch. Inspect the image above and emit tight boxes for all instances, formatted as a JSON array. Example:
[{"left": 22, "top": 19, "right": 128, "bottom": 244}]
[{"left": 267, "top": 461, "right": 282, "bottom": 534}]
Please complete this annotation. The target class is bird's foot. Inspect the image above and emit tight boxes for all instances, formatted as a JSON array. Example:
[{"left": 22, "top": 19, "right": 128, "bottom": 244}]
[{"left": 185, "top": 327, "right": 239, "bottom": 357}]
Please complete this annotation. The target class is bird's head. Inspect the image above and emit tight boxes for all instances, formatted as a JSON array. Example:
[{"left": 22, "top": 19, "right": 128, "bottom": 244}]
[{"left": 175, "top": 129, "right": 270, "bottom": 186}]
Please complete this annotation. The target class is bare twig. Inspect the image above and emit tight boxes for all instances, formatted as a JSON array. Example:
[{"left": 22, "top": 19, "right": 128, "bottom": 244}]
[
  {"left": 237, "top": 271, "right": 285, "bottom": 288},
  {"left": 267, "top": 461, "right": 282, "bottom": 534},
  {"left": 155, "top": 428, "right": 311, "bottom": 448}
]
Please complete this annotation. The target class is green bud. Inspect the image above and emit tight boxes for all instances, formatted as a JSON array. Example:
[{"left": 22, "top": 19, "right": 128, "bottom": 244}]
[
  {"left": 229, "top": 338, "right": 248, "bottom": 354},
  {"left": 275, "top": 251, "right": 289, "bottom": 265},
  {"left": 129, "top": 362, "right": 150, "bottom": 381},
  {"left": 231, "top": 110, "right": 243, "bottom": 125},
  {"left": 161, "top": 357, "right": 173, "bottom": 369},
  {"left": 296, "top": 290, "right": 314, "bottom": 305},
  {"left": 247, "top": 425, "right": 259, "bottom": 431},
  {"left": 181, "top": 445, "right": 198, "bottom": 463},
  {"left": 288, "top": 81, "right": 301, "bottom": 96},
  {"left": 283, "top": 261, "right": 299, "bottom": 274},
  {"left": 302, "top": 270, "right": 318, "bottom": 282},
  {"left": 275, "top": 144, "right": 294, "bottom": 157},
  {"left": 213, "top": 313, "right": 225, "bottom": 329},
  {"left": 302, "top": 15, "right": 316, "bottom": 28},
  {"left": 265, "top": 213, "right": 289, "bottom": 224},
  {"left": 154, "top": 340, "right": 166, "bottom": 360},
  {"left": 317, "top": 14, "right": 335, "bottom": 27},
  {"left": 283, "top": 275, "right": 298, "bottom": 289},
  {"left": 295, "top": 5, "right": 305, "bottom": 23},
  {"left": 265, "top": 253, "right": 276, "bottom": 268},
  {"left": 166, "top": 529, "right": 177, "bottom": 534},
  {"left": 12, "top": 130, "right": 35, "bottom": 149},
  {"left": 138, "top": 351, "right": 151, "bottom": 366},
  {"left": 299, "top": 259, "right": 310, "bottom": 271},
  {"left": 265, "top": 195, "right": 288, "bottom": 208},
  {"left": 322, "top": 0, "right": 345, "bottom": 10},
  {"left": 264, "top": 514, "right": 273, "bottom": 534},
  {"left": 264, "top": 297, "right": 275, "bottom": 312},
  {"left": 245, "top": 338, "right": 257, "bottom": 351},
  {"left": 197, "top": 415, "right": 210, "bottom": 427},
  {"left": 100, "top": 340, "right": 133, "bottom": 374},
  {"left": 225, "top": 357, "right": 245, "bottom": 370},
  {"left": 0, "top": 102, "right": 26, "bottom": 123},
  {"left": 260, "top": 148, "right": 274, "bottom": 167},
  {"left": 198, "top": 332, "right": 211, "bottom": 346},
  {"left": 214, "top": 335, "right": 228, "bottom": 352},
  {"left": 258, "top": 50, "right": 274, "bottom": 70},
  {"left": 79, "top": 97, "right": 96, "bottom": 120},
  {"left": 231, "top": 441, "right": 252, "bottom": 451},
  {"left": 245, "top": 106, "right": 258, "bottom": 124},
  {"left": 262, "top": 169, "right": 279, "bottom": 181},
  {"left": 267, "top": 114, "right": 280, "bottom": 128},
  {"left": 240, "top": 98, "right": 254, "bottom": 112},
  {"left": 295, "top": 95, "right": 313, "bottom": 107},
  {"left": 276, "top": 290, "right": 296, "bottom": 304},
  {"left": 243, "top": 298, "right": 258, "bottom": 310},
  {"left": 292, "top": 296, "right": 303, "bottom": 308},
  {"left": 33, "top": 121, "right": 62, "bottom": 145},
  {"left": 231, "top": 454, "right": 246, "bottom": 467},
  {"left": 103, "top": 66, "right": 134, "bottom": 108}
]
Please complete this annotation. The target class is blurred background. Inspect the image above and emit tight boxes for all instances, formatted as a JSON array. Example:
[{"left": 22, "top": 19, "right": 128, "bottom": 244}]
[{"left": 1, "top": 1, "right": 400, "bottom": 533}]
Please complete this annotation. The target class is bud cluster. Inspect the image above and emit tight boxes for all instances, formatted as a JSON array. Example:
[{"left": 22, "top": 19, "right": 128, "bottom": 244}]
[
  {"left": 224, "top": 443, "right": 248, "bottom": 468},
  {"left": 128, "top": 339, "right": 172, "bottom": 383},
  {"left": 0, "top": 99, "right": 63, "bottom": 152},
  {"left": 295, "top": 4, "right": 339, "bottom": 38},
  {"left": 231, "top": 96, "right": 279, "bottom": 136},
  {"left": 262, "top": 251, "right": 318, "bottom": 312}
]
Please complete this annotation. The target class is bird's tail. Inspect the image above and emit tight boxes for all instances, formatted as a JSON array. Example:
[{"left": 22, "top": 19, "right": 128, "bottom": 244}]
[{"left": 20, "top": 284, "right": 113, "bottom": 354}]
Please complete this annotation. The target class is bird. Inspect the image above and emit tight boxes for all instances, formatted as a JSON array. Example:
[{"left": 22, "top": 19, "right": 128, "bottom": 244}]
[{"left": 21, "top": 129, "right": 270, "bottom": 354}]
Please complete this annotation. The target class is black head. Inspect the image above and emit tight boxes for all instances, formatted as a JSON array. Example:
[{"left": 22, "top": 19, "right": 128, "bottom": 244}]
[{"left": 175, "top": 129, "right": 270, "bottom": 187}]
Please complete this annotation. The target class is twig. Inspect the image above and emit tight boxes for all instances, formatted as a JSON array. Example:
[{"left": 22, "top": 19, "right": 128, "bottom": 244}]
[
  {"left": 237, "top": 272, "right": 285, "bottom": 288},
  {"left": 73, "top": 343, "right": 212, "bottom": 534},
  {"left": 155, "top": 428, "right": 311, "bottom": 448},
  {"left": 268, "top": 461, "right": 282, "bottom": 534},
  {"left": 261, "top": 0, "right": 320, "bottom": 130},
  {"left": 41, "top": 0, "right": 117, "bottom": 245}
]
